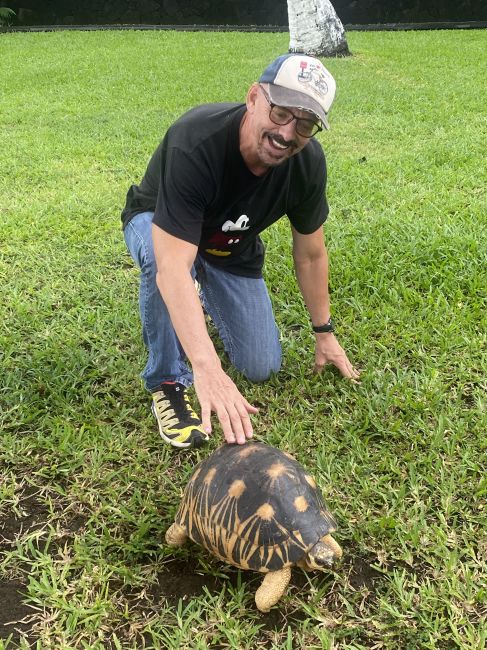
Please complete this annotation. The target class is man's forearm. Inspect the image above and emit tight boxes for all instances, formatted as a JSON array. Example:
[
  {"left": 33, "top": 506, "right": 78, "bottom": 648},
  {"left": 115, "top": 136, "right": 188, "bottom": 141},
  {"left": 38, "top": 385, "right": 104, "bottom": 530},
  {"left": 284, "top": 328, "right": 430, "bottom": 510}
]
[
  {"left": 294, "top": 250, "right": 331, "bottom": 326},
  {"left": 151, "top": 224, "right": 221, "bottom": 372},
  {"left": 156, "top": 267, "right": 221, "bottom": 372}
]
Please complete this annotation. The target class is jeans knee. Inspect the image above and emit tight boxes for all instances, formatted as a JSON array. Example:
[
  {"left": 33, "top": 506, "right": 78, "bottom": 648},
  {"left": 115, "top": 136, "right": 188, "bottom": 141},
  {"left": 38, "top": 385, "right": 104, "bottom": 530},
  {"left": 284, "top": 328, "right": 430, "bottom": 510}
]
[{"left": 237, "top": 353, "right": 282, "bottom": 384}]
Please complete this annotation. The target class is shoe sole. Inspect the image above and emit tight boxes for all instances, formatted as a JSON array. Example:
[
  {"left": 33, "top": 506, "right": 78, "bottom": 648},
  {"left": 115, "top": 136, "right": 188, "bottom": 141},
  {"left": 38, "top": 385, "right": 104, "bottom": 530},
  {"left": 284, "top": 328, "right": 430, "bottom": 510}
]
[{"left": 151, "top": 403, "right": 204, "bottom": 449}]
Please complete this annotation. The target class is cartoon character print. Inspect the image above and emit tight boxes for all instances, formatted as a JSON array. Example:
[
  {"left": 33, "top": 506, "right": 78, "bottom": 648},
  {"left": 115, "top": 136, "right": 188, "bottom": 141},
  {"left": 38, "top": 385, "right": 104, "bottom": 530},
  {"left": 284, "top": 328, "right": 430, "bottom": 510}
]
[
  {"left": 297, "top": 61, "right": 329, "bottom": 98},
  {"left": 222, "top": 215, "right": 250, "bottom": 232},
  {"left": 205, "top": 215, "right": 250, "bottom": 257}
]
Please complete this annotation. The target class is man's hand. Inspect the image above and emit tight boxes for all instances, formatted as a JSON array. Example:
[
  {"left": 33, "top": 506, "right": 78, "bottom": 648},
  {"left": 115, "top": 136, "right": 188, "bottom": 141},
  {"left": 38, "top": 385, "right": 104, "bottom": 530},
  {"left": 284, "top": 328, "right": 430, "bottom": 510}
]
[
  {"left": 314, "top": 332, "right": 361, "bottom": 383},
  {"left": 193, "top": 365, "right": 259, "bottom": 445}
]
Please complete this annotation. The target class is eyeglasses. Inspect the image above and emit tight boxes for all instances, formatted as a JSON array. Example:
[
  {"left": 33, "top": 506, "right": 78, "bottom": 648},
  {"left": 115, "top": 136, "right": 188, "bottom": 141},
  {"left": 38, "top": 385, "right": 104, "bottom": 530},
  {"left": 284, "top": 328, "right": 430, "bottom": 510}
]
[{"left": 259, "top": 85, "right": 323, "bottom": 138}]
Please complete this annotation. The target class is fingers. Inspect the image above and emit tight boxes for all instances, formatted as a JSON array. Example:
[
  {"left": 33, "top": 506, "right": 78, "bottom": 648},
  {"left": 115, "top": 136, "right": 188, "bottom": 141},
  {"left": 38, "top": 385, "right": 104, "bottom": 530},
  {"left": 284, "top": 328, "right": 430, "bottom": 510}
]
[
  {"left": 313, "top": 360, "right": 325, "bottom": 374},
  {"left": 344, "top": 369, "right": 361, "bottom": 384},
  {"left": 194, "top": 370, "right": 258, "bottom": 445},
  {"left": 218, "top": 403, "right": 254, "bottom": 445},
  {"left": 315, "top": 360, "right": 361, "bottom": 383},
  {"left": 335, "top": 356, "right": 361, "bottom": 384},
  {"left": 346, "top": 364, "right": 361, "bottom": 384},
  {"left": 314, "top": 336, "right": 361, "bottom": 384},
  {"left": 200, "top": 403, "right": 212, "bottom": 437},
  {"left": 243, "top": 400, "right": 260, "bottom": 415}
]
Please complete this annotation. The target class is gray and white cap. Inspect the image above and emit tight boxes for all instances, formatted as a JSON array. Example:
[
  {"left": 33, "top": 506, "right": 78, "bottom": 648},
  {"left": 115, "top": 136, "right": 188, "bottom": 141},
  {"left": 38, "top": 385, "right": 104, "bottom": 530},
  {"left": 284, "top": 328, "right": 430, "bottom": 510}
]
[{"left": 259, "top": 53, "right": 336, "bottom": 129}]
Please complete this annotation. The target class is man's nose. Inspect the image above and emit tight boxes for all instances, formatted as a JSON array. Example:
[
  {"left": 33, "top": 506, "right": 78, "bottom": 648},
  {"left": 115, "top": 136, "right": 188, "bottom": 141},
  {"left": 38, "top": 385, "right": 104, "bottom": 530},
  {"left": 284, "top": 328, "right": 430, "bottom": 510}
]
[{"left": 276, "top": 119, "right": 299, "bottom": 142}]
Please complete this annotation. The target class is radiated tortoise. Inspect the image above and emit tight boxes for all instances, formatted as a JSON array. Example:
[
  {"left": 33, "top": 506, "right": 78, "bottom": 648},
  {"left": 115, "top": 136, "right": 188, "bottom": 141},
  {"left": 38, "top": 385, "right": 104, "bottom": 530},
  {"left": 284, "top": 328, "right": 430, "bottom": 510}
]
[{"left": 166, "top": 441, "right": 342, "bottom": 612}]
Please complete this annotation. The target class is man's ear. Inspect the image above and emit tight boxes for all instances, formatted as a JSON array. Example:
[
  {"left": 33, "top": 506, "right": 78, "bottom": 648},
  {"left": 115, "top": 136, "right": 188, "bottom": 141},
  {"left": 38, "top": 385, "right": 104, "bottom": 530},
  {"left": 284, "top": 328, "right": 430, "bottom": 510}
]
[{"left": 245, "top": 83, "right": 260, "bottom": 114}]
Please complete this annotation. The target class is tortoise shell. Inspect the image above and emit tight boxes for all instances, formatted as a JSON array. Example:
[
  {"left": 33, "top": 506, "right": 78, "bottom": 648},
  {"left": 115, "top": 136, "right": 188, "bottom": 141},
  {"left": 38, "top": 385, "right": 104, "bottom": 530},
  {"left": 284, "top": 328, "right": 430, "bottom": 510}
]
[{"left": 174, "top": 441, "right": 337, "bottom": 573}]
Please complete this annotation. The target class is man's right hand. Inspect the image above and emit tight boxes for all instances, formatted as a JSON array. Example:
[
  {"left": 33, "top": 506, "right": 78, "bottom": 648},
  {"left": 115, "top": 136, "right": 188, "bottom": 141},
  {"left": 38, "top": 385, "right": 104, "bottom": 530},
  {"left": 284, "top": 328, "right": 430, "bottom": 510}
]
[{"left": 193, "top": 364, "right": 259, "bottom": 445}]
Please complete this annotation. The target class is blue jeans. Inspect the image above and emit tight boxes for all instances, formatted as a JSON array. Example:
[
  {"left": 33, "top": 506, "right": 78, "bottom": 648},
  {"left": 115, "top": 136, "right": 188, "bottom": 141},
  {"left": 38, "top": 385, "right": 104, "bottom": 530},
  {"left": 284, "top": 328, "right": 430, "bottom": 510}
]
[{"left": 123, "top": 212, "right": 282, "bottom": 391}]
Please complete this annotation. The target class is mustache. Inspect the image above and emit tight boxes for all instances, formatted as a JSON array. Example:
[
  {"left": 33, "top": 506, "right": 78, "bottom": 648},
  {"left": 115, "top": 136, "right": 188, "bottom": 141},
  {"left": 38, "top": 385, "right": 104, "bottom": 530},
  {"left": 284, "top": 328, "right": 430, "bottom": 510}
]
[{"left": 265, "top": 132, "right": 298, "bottom": 149}]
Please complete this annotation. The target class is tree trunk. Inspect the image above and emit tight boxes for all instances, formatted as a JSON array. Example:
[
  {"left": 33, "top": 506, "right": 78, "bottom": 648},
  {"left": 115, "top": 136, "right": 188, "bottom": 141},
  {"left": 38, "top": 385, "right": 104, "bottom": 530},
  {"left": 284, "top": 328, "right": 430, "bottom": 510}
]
[{"left": 287, "top": 0, "right": 351, "bottom": 57}]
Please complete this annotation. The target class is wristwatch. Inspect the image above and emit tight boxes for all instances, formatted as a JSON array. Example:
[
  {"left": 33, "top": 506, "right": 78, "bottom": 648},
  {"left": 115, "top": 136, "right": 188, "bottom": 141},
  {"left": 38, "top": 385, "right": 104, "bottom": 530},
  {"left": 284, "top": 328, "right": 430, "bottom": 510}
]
[{"left": 312, "top": 317, "right": 335, "bottom": 333}]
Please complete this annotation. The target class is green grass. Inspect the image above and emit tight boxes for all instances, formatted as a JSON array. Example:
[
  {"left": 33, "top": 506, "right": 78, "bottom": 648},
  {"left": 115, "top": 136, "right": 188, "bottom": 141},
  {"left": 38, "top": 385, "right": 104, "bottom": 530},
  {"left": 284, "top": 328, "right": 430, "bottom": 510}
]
[{"left": 1, "top": 28, "right": 486, "bottom": 649}]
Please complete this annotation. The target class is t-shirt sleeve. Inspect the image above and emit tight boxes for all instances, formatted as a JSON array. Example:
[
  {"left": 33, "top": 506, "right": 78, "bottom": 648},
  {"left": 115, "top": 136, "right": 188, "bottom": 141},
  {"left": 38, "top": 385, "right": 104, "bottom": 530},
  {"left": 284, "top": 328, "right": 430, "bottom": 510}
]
[
  {"left": 287, "top": 144, "right": 329, "bottom": 234},
  {"left": 152, "top": 144, "right": 214, "bottom": 245}
]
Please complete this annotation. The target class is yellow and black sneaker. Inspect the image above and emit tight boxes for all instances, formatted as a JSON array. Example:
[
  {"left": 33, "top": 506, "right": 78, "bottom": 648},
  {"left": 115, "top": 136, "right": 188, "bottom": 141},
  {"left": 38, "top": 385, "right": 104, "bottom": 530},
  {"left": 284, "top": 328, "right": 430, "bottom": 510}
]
[{"left": 151, "top": 382, "right": 209, "bottom": 449}]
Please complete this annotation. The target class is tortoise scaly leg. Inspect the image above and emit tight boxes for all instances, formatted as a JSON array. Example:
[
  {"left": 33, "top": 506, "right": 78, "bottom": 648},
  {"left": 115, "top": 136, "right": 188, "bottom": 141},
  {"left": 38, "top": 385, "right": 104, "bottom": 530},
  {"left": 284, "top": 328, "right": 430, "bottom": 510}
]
[
  {"left": 255, "top": 567, "right": 292, "bottom": 613},
  {"left": 165, "top": 522, "right": 188, "bottom": 547}
]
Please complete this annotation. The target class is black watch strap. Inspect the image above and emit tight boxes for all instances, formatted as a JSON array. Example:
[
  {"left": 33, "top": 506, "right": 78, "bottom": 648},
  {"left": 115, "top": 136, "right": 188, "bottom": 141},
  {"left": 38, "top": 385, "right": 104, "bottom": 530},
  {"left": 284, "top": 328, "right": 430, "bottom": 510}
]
[{"left": 312, "top": 317, "right": 335, "bottom": 333}]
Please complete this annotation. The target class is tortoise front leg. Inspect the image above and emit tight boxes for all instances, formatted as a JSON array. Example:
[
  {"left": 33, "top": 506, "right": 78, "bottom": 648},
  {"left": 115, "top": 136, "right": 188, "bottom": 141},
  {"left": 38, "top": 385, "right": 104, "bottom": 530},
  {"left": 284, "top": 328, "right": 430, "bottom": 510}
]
[
  {"left": 255, "top": 567, "right": 292, "bottom": 612},
  {"left": 165, "top": 522, "right": 188, "bottom": 547}
]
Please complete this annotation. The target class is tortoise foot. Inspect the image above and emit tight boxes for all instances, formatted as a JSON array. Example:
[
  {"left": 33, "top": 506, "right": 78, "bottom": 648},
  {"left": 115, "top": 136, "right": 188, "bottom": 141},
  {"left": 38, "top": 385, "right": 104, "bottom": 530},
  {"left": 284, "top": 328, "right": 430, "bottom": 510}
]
[{"left": 255, "top": 567, "right": 292, "bottom": 612}]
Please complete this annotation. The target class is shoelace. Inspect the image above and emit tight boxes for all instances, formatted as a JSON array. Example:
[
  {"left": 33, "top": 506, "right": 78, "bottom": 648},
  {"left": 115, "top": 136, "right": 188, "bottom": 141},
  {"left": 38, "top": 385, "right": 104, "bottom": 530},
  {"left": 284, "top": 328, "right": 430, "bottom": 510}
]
[
  {"left": 154, "top": 391, "right": 198, "bottom": 427},
  {"left": 154, "top": 398, "right": 180, "bottom": 428}
]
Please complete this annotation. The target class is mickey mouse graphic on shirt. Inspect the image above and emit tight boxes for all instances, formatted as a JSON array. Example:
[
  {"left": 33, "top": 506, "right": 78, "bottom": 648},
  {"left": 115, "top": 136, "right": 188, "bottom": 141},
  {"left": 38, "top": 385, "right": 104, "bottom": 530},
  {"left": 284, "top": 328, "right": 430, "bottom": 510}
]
[{"left": 205, "top": 215, "right": 250, "bottom": 257}]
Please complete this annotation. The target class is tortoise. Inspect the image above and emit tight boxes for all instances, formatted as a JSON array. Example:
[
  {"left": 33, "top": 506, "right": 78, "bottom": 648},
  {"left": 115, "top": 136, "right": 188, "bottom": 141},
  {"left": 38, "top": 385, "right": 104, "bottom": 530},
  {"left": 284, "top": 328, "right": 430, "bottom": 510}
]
[{"left": 166, "top": 441, "right": 342, "bottom": 612}]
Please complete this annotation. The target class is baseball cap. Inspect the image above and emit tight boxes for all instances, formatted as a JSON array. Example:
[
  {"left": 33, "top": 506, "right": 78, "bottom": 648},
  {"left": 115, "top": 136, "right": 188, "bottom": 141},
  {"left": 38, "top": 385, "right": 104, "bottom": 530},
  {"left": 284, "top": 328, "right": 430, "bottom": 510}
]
[{"left": 259, "top": 53, "right": 336, "bottom": 129}]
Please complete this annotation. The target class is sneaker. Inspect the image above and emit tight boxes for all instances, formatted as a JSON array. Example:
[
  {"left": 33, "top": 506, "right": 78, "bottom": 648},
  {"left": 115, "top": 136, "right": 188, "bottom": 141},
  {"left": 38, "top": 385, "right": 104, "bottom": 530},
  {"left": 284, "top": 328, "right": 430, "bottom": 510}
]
[{"left": 151, "top": 382, "right": 209, "bottom": 449}]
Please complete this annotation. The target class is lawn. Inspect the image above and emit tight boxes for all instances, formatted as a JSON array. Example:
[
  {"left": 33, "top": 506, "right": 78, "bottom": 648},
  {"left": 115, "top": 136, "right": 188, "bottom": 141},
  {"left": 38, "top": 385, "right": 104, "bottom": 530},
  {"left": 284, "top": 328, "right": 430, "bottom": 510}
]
[{"left": 0, "top": 27, "right": 486, "bottom": 650}]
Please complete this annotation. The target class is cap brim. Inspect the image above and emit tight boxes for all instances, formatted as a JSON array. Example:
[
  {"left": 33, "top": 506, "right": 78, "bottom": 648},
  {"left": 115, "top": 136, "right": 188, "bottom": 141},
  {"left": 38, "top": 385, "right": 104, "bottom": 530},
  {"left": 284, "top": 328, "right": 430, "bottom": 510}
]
[{"left": 267, "top": 85, "right": 330, "bottom": 130}]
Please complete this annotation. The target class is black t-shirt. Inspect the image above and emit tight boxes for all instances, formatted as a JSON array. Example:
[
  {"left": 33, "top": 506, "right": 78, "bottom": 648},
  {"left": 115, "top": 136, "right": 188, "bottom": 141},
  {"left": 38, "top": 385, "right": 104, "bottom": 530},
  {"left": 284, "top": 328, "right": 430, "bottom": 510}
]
[{"left": 121, "top": 103, "right": 329, "bottom": 278}]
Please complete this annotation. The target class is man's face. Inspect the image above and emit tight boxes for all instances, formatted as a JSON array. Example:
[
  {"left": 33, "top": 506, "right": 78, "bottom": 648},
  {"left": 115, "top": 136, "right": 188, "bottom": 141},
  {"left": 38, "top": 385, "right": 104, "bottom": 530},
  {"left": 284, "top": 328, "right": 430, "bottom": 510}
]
[{"left": 242, "top": 84, "right": 317, "bottom": 171}]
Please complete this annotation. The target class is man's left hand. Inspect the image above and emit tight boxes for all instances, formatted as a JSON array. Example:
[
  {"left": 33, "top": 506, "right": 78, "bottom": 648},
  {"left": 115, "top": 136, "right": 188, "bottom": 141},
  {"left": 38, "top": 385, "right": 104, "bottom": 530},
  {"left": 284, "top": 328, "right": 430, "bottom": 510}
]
[{"left": 314, "top": 333, "right": 361, "bottom": 383}]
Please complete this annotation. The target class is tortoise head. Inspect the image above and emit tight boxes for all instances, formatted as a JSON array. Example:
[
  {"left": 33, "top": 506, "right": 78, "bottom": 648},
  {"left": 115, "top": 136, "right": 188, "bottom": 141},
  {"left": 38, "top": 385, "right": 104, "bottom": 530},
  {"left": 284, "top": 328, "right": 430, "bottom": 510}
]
[{"left": 301, "top": 534, "right": 343, "bottom": 571}]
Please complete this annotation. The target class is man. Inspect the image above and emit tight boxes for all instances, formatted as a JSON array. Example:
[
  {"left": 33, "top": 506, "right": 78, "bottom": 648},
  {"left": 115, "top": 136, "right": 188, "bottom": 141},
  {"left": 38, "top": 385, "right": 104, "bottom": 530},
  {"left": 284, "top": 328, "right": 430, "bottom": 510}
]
[{"left": 122, "top": 53, "right": 360, "bottom": 450}]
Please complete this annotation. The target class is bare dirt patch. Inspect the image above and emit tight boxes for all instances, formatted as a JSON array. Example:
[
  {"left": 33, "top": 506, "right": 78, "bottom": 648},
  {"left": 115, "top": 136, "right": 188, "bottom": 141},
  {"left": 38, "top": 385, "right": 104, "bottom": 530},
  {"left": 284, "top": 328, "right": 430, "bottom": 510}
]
[
  {"left": 347, "top": 554, "right": 383, "bottom": 590},
  {"left": 0, "top": 487, "right": 49, "bottom": 548},
  {"left": 0, "top": 580, "right": 35, "bottom": 646}
]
